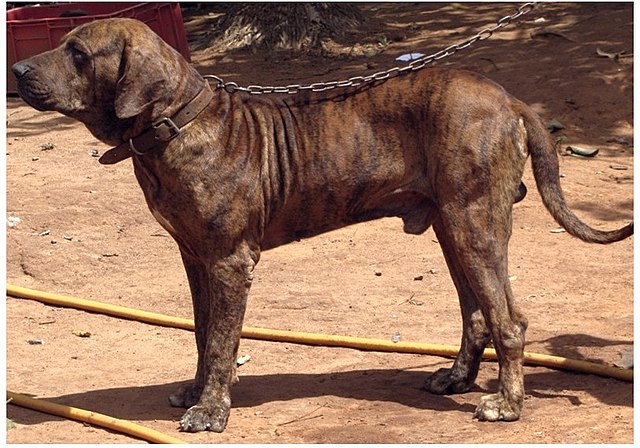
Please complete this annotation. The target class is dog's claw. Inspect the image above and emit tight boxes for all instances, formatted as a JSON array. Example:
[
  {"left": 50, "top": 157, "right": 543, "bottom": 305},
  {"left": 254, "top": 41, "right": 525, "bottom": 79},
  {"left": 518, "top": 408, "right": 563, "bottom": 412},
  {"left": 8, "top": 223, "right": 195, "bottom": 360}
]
[
  {"left": 169, "top": 383, "right": 201, "bottom": 409},
  {"left": 473, "top": 393, "right": 521, "bottom": 422},
  {"left": 179, "top": 404, "right": 230, "bottom": 433},
  {"left": 424, "top": 367, "right": 474, "bottom": 395}
]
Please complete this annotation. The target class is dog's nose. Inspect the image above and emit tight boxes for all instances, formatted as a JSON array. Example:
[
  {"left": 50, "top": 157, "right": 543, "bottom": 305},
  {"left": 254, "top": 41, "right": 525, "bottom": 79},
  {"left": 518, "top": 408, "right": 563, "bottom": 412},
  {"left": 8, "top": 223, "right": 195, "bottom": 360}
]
[{"left": 12, "top": 61, "right": 32, "bottom": 79}]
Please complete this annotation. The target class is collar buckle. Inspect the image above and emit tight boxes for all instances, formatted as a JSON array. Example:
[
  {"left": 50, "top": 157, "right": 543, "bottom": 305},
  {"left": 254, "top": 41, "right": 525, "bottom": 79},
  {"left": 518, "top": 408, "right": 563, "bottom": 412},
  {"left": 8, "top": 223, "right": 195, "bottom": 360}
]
[{"left": 153, "top": 117, "right": 181, "bottom": 141}]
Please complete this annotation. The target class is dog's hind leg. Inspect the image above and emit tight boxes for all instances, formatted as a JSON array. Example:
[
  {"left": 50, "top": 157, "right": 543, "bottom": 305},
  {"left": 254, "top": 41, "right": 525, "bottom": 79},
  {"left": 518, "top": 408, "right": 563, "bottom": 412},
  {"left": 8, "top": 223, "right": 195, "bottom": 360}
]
[
  {"left": 424, "top": 216, "right": 491, "bottom": 394},
  {"left": 426, "top": 198, "right": 528, "bottom": 422}
]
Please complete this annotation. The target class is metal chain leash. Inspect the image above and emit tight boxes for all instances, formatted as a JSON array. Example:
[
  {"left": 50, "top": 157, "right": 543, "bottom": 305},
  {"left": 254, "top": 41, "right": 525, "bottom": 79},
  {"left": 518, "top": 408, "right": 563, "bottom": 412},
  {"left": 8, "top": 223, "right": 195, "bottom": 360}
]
[{"left": 205, "top": 2, "right": 538, "bottom": 95}]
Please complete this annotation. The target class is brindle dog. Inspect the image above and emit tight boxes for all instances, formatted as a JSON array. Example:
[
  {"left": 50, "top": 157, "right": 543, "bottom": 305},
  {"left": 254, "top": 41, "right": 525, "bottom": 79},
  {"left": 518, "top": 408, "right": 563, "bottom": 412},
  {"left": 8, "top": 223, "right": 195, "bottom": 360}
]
[{"left": 12, "top": 19, "right": 632, "bottom": 433}]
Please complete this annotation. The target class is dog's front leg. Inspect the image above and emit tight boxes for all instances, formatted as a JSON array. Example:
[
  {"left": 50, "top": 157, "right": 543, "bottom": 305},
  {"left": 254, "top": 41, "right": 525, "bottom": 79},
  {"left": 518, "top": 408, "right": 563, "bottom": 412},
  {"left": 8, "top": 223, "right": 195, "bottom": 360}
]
[
  {"left": 176, "top": 242, "right": 258, "bottom": 433},
  {"left": 168, "top": 248, "right": 212, "bottom": 409}
]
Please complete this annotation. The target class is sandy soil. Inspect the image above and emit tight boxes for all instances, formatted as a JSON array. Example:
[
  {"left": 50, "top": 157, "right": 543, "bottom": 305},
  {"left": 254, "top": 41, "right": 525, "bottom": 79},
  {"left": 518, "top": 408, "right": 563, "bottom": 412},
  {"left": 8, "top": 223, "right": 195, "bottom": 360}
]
[{"left": 5, "top": 3, "right": 633, "bottom": 444}]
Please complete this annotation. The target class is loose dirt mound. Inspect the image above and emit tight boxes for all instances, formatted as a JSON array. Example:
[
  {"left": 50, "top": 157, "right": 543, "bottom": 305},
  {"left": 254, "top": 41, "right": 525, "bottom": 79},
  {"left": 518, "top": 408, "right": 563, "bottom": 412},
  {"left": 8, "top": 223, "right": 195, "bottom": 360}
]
[{"left": 6, "top": 3, "right": 632, "bottom": 443}]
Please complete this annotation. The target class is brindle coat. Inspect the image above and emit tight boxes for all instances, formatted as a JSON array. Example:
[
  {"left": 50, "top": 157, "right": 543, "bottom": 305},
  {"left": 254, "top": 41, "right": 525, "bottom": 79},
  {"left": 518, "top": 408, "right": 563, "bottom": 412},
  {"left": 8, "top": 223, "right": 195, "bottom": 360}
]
[{"left": 12, "top": 19, "right": 632, "bottom": 433}]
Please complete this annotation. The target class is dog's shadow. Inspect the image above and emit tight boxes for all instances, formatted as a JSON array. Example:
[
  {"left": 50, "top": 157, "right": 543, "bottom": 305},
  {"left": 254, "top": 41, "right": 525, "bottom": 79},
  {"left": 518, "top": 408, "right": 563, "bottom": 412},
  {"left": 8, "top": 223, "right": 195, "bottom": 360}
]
[
  {"left": 7, "top": 368, "right": 469, "bottom": 426},
  {"left": 8, "top": 364, "right": 632, "bottom": 426},
  {"left": 6, "top": 99, "right": 80, "bottom": 138}
]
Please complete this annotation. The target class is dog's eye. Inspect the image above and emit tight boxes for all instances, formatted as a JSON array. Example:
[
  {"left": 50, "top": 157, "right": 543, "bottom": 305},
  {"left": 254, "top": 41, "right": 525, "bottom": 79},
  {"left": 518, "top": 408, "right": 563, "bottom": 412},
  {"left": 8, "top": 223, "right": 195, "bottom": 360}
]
[
  {"left": 68, "top": 43, "right": 89, "bottom": 67},
  {"left": 72, "top": 47, "right": 88, "bottom": 61}
]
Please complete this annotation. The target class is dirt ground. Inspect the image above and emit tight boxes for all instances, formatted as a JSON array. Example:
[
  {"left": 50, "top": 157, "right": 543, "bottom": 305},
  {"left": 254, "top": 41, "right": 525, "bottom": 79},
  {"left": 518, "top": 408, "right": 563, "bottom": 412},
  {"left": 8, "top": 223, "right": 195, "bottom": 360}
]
[{"left": 5, "top": 2, "right": 634, "bottom": 444}]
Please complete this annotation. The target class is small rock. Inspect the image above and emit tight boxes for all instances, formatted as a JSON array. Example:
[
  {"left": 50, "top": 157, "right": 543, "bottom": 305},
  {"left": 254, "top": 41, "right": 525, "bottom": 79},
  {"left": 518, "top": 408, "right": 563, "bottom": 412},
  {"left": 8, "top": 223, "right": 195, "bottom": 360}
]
[
  {"left": 72, "top": 330, "right": 91, "bottom": 338},
  {"left": 414, "top": 275, "right": 424, "bottom": 281},
  {"left": 391, "top": 332, "right": 401, "bottom": 343},
  {"left": 607, "top": 136, "right": 630, "bottom": 146},
  {"left": 610, "top": 164, "right": 628, "bottom": 171},
  {"left": 564, "top": 98, "right": 578, "bottom": 109},
  {"left": 566, "top": 146, "right": 599, "bottom": 157},
  {"left": 396, "top": 52, "right": 425, "bottom": 62},
  {"left": 374, "top": 271, "right": 382, "bottom": 277},
  {"left": 7, "top": 216, "right": 21, "bottom": 228},
  {"left": 613, "top": 349, "right": 633, "bottom": 369},
  {"left": 546, "top": 119, "right": 565, "bottom": 132},
  {"left": 429, "top": 268, "right": 438, "bottom": 274},
  {"left": 27, "top": 339, "right": 44, "bottom": 345}
]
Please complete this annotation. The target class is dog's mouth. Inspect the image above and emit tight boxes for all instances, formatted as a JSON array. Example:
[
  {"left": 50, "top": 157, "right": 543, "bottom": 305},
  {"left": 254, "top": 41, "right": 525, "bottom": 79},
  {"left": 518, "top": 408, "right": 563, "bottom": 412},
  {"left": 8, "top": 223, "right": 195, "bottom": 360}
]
[
  {"left": 16, "top": 77, "right": 92, "bottom": 121},
  {"left": 15, "top": 79, "right": 54, "bottom": 112}
]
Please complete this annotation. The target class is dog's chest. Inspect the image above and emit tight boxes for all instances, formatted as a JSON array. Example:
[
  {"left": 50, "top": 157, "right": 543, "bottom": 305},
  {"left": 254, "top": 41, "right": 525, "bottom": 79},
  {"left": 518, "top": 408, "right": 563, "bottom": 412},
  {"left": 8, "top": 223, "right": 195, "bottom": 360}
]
[
  {"left": 150, "top": 206, "right": 178, "bottom": 236},
  {"left": 132, "top": 159, "right": 181, "bottom": 237}
]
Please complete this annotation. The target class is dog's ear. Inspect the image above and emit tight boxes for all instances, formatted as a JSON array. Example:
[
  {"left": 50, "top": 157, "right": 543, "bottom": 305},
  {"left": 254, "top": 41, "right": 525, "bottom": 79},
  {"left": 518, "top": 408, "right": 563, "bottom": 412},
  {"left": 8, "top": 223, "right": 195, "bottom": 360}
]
[{"left": 114, "top": 43, "right": 168, "bottom": 119}]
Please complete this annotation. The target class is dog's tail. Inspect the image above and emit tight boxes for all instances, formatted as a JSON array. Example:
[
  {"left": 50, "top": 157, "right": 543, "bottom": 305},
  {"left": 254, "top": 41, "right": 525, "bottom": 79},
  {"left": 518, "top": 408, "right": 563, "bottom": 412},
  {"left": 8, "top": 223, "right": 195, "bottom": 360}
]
[{"left": 518, "top": 104, "right": 633, "bottom": 244}]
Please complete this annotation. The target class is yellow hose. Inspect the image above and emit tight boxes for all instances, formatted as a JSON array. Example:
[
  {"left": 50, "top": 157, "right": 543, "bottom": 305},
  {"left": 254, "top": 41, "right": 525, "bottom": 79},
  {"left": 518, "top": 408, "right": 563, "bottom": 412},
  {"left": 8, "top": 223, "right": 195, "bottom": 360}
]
[
  {"left": 6, "top": 283, "right": 632, "bottom": 442},
  {"left": 7, "top": 284, "right": 632, "bottom": 382},
  {"left": 7, "top": 391, "right": 185, "bottom": 444}
]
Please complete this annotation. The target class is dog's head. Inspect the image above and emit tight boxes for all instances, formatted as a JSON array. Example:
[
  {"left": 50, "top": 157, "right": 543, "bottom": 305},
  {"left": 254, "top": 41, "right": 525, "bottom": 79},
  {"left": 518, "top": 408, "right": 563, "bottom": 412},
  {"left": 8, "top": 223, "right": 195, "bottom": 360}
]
[{"left": 12, "top": 18, "right": 201, "bottom": 145}]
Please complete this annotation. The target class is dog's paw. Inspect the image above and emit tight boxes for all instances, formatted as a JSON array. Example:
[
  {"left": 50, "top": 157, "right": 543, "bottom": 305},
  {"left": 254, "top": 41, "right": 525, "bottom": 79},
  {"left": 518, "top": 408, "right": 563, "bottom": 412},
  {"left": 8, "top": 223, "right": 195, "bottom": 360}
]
[
  {"left": 179, "top": 403, "right": 230, "bottom": 433},
  {"left": 168, "top": 383, "right": 201, "bottom": 409},
  {"left": 473, "top": 393, "right": 521, "bottom": 422},
  {"left": 424, "top": 367, "right": 474, "bottom": 395}
]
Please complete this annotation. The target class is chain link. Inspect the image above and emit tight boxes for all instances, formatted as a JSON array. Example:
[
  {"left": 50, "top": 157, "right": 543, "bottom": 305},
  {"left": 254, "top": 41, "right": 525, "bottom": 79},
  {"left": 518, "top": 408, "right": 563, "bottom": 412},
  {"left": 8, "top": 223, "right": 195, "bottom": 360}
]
[{"left": 205, "top": 2, "right": 537, "bottom": 95}]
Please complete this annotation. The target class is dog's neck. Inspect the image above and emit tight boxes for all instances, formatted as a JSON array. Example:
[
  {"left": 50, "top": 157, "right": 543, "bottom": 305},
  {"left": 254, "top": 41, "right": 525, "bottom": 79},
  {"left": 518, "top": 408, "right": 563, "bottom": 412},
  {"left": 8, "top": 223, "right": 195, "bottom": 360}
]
[{"left": 98, "top": 82, "right": 214, "bottom": 165}]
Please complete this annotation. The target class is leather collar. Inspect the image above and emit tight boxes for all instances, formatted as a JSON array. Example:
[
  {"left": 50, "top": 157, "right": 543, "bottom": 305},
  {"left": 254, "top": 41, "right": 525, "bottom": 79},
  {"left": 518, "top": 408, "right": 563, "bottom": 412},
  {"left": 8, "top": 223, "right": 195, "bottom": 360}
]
[{"left": 99, "top": 83, "right": 214, "bottom": 165}]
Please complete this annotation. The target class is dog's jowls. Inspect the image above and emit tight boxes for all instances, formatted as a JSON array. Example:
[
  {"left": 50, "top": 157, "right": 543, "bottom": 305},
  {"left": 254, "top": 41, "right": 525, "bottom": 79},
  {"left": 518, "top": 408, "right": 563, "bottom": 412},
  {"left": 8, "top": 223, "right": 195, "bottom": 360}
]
[{"left": 12, "top": 18, "right": 632, "bottom": 433}]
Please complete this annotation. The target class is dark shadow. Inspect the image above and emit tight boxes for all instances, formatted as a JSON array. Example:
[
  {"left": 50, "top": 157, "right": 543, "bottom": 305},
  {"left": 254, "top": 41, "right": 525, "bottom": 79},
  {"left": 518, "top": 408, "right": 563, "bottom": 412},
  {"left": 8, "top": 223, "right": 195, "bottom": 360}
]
[
  {"left": 529, "top": 333, "right": 633, "bottom": 366},
  {"left": 7, "top": 115, "right": 79, "bottom": 138},
  {"left": 7, "top": 367, "right": 471, "bottom": 426},
  {"left": 7, "top": 98, "right": 79, "bottom": 138},
  {"left": 570, "top": 199, "right": 633, "bottom": 222},
  {"left": 181, "top": 3, "right": 633, "bottom": 147},
  {"left": 8, "top": 360, "right": 632, "bottom": 427},
  {"left": 486, "top": 367, "right": 632, "bottom": 409}
]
